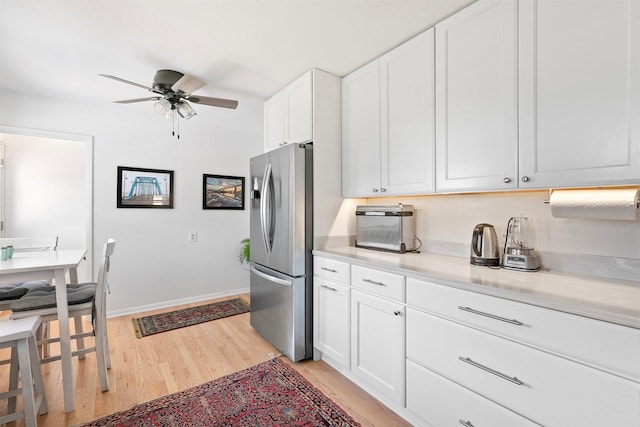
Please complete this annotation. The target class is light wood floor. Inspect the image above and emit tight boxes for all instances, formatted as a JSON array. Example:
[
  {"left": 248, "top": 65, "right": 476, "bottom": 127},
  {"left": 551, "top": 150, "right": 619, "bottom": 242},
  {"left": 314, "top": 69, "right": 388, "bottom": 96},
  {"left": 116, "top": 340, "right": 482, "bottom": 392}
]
[{"left": 0, "top": 294, "right": 410, "bottom": 427}]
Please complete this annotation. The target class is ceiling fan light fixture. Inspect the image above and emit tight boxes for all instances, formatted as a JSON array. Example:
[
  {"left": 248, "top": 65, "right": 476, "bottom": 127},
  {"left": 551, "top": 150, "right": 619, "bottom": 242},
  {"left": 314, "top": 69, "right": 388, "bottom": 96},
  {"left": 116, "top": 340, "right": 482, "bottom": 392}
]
[
  {"left": 165, "top": 108, "right": 177, "bottom": 120},
  {"left": 153, "top": 98, "right": 171, "bottom": 115},
  {"left": 177, "top": 101, "right": 197, "bottom": 119}
]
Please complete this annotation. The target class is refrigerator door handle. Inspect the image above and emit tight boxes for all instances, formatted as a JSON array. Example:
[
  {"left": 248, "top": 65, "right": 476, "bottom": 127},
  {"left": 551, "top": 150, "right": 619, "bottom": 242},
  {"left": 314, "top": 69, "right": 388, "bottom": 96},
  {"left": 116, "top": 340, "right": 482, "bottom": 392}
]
[
  {"left": 251, "top": 264, "right": 293, "bottom": 287},
  {"left": 260, "top": 163, "right": 274, "bottom": 253}
]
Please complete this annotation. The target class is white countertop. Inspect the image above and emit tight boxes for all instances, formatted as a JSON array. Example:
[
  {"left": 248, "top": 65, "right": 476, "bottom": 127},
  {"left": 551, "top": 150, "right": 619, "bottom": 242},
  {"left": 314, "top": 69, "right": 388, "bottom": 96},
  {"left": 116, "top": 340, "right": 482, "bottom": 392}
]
[{"left": 314, "top": 246, "right": 640, "bottom": 330}]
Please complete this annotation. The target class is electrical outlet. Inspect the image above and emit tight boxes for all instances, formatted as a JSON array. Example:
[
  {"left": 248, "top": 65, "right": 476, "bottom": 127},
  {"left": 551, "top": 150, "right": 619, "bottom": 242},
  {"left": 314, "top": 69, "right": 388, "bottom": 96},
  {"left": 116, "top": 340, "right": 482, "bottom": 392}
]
[{"left": 188, "top": 232, "right": 197, "bottom": 242}]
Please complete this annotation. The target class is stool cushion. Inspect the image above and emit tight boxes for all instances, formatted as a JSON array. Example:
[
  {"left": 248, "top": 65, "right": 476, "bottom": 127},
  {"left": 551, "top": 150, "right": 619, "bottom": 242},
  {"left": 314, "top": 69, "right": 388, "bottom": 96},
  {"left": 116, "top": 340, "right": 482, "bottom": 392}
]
[
  {"left": 0, "top": 285, "right": 28, "bottom": 300},
  {"left": 10, "top": 283, "right": 97, "bottom": 312},
  {"left": 0, "top": 281, "right": 50, "bottom": 301}
]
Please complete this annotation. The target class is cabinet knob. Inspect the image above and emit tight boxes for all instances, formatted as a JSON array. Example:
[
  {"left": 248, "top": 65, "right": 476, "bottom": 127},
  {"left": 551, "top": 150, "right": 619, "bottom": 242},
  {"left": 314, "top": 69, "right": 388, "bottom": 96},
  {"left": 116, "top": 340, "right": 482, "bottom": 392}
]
[
  {"left": 372, "top": 188, "right": 379, "bottom": 193},
  {"left": 393, "top": 310, "right": 401, "bottom": 316},
  {"left": 279, "top": 141, "right": 288, "bottom": 147},
  {"left": 503, "top": 177, "right": 512, "bottom": 184},
  {"left": 521, "top": 176, "right": 530, "bottom": 183},
  {"left": 380, "top": 188, "right": 387, "bottom": 193}
]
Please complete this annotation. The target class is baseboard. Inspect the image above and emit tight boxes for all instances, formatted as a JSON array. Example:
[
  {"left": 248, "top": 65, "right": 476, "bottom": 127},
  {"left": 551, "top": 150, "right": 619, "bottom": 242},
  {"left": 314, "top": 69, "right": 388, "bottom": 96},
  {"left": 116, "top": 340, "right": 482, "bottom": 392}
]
[{"left": 106, "top": 287, "right": 250, "bottom": 318}]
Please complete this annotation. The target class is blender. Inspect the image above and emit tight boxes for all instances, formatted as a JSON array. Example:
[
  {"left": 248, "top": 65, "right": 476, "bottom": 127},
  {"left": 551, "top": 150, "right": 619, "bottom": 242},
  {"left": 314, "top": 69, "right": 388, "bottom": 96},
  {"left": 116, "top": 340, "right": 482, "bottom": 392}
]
[{"left": 502, "top": 217, "right": 541, "bottom": 271}]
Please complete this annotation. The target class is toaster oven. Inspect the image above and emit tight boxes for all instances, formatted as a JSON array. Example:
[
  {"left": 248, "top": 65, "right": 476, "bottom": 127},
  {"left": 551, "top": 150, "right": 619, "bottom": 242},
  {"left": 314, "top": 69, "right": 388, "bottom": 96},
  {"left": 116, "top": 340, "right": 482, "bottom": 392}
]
[{"left": 355, "top": 204, "right": 416, "bottom": 253}]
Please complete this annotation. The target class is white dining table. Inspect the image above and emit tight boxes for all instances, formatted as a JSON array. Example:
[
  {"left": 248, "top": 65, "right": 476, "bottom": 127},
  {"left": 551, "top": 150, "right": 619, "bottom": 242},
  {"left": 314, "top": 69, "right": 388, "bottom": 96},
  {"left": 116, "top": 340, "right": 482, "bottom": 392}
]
[{"left": 0, "top": 249, "right": 87, "bottom": 413}]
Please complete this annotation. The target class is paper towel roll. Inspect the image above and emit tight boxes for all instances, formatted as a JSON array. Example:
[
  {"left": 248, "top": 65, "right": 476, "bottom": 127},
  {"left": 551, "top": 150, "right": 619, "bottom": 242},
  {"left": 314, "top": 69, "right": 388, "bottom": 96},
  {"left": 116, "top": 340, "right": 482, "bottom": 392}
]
[{"left": 549, "top": 189, "right": 640, "bottom": 221}]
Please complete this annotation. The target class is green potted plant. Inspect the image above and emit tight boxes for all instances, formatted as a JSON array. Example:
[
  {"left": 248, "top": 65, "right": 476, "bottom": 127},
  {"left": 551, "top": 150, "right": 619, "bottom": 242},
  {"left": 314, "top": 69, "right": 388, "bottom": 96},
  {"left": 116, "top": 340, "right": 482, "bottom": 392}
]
[{"left": 238, "top": 238, "right": 250, "bottom": 266}]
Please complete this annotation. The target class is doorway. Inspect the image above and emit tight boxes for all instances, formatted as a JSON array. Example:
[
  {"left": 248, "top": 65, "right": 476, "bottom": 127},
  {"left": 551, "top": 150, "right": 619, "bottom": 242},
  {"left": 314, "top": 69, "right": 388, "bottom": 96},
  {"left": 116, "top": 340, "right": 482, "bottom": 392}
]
[{"left": 0, "top": 126, "right": 93, "bottom": 281}]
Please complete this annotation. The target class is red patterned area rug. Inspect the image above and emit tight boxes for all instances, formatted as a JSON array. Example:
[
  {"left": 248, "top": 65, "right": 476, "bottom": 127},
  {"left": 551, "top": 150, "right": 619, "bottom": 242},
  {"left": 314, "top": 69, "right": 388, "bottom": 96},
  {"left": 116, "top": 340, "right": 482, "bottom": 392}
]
[
  {"left": 79, "top": 357, "right": 361, "bottom": 427},
  {"left": 132, "top": 298, "right": 249, "bottom": 338}
]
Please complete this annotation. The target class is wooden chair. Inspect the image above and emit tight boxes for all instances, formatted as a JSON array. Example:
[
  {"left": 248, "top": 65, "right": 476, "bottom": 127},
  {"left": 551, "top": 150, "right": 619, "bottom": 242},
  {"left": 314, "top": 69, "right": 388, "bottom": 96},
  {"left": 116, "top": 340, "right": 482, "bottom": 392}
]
[
  {"left": 0, "top": 316, "right": 48, "bottom": 427},
  {"left": 10, "top": 238, "right": 116, "bottom": 392}
]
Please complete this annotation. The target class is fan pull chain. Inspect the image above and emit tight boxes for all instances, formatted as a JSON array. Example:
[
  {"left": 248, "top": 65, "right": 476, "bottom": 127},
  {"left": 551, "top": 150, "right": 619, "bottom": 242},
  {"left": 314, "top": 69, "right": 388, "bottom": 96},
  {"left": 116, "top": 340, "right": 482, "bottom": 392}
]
[{"left": 170, "top": 110, "right": 180, "bottom": 139}]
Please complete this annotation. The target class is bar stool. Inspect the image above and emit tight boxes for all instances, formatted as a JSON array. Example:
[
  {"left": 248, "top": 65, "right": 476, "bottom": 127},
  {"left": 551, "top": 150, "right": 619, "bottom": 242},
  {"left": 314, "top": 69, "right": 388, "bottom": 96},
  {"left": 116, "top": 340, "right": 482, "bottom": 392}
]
[{"left": 0, "top": 316, "right": 48, "bottom": 427}]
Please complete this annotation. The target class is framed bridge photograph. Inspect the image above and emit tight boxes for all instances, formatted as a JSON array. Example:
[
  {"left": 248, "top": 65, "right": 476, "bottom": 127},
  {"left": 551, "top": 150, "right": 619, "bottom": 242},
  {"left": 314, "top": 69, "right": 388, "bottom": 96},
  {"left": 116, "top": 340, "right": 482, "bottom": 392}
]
[
  {"left": 203, "top": 174, "right": 245, "bottom": 210},
  {"left": 117, "top": 166, "right": 174, "bottom": 208}
]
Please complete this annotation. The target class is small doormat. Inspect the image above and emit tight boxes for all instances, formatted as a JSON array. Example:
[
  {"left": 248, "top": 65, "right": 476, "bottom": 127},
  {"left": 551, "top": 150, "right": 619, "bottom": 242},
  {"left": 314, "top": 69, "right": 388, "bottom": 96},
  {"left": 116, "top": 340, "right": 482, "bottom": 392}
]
[
  {"left": 132, "top": 298, "right": 249, "bottom": 338},
  {"left": 79, "top": 357, "right": 361, "bottom": 426}
]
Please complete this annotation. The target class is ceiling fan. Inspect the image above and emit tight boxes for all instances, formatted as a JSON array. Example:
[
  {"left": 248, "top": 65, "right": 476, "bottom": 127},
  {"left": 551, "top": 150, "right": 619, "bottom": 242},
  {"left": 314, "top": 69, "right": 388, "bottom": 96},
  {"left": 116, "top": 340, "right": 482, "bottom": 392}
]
[{"left": 99, "top": 69, "right": 238, "bottom": 138}]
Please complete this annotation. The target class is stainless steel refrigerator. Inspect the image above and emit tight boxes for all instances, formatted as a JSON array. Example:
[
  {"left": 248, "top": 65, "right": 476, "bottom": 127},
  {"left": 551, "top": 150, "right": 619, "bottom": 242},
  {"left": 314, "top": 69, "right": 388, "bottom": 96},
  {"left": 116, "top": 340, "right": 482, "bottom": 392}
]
[{"left": 249, "top": 143, "right": 313, "bottom": 362}]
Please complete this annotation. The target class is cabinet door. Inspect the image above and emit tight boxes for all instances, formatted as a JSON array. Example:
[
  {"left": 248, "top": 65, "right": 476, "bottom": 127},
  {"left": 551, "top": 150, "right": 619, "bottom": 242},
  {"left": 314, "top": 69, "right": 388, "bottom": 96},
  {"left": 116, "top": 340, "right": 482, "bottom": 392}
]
[
  {"left": 351, "top": 290, "right": 405, "bottom": 405},
  {"left": 519, "top": 0, "right": 640, "bottom": 188},
  {"left": 381, "top": 28, "right": 435, "bottom": 195},
  {"left": 285, "top": 70, "right": 313, "bottom": 145},
  {"left": 264, "top": 92, "right": 285, "bottom": 152},
  {"left": 435, "top": 0, "right": 518, "bottom": 192},
  {"left": 313, "top": 278, "right": 350, "bottom": 369},
  {"left": 342, "top": 60, "right": 381, "bottom": 197}
]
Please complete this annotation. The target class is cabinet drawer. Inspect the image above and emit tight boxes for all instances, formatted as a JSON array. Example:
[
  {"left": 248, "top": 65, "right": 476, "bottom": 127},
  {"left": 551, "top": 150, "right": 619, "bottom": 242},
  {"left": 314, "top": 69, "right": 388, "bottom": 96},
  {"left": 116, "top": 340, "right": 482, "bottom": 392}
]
[
  {"left": 407, "top": 309, "right": 640, "bottom": 427},
  {"left": 407, "top": 360, "right": 540, "bottom": 427},
  {"left": 351, "top": 265, "right": 405, "bottom": 302},
  {"left": 314, "top": 257, "right": 350, "bottom": 284},
  {"left": 407, "top": 277, "right": 640, "bottom": 381}
]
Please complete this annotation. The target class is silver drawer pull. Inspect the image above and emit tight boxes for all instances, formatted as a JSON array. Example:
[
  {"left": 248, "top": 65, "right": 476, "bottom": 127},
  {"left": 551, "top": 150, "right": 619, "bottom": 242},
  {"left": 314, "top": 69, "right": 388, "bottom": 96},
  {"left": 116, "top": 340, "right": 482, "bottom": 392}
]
[
  {"left": 320, "top": 267, "right": 338, "bottom": 273},
  {"left": 320, "top": 284, "right": 338, "bottom": 292},
  {"left": 459, "top": 420, "right": 474, "bottom": 427},
  {"left": 362, "top": 278, "right": 386, "bottom": 286},
  {"left": 458, "top": 356, "right": 524, "bottom": 386},
  {"left": 458, "top": 306, "right": 523, "bottom": 326}
]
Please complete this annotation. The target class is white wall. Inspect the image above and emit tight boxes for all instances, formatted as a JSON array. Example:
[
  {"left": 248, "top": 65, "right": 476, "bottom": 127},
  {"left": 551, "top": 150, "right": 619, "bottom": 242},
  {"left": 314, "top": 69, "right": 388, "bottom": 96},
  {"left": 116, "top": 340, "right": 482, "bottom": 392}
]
[{"left": 0, "top": 88, "right": 264, "bottom": 316}]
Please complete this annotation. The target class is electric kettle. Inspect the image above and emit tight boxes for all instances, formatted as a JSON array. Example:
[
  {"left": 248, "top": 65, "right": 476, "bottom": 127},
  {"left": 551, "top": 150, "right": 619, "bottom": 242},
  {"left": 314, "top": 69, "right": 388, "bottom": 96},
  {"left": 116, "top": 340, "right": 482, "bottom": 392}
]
[{"left": 470, "top": 223, "right": 500, "bottom": 266}]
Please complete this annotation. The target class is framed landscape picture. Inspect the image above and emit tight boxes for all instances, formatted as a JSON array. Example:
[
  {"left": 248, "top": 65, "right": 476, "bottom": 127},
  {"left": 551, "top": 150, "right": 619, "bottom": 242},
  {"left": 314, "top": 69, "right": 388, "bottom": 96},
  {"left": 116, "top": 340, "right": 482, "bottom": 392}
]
[
  {"left": 117, "top": 166, "right": 174, "bottom": 208},
  {"left": 203, "top": 174, "right": 245, "bottom": 210}
]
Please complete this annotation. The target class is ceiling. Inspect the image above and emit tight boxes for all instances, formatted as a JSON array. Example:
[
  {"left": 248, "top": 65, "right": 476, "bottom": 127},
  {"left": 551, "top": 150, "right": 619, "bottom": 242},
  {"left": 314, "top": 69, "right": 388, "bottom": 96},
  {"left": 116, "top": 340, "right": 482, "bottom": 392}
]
[{"left": 0, "top": 0, "right": 474, "bottom": 109}]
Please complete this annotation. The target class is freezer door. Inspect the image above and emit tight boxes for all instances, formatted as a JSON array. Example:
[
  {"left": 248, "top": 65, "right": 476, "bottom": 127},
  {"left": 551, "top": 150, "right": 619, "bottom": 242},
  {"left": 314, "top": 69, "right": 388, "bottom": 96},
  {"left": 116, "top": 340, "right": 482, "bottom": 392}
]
[
  {"left": 249, "top": 263, "right": 312, "bottom": 362},
  {"left": 249, "top": 144, "right": 312, "bottom": 277}
]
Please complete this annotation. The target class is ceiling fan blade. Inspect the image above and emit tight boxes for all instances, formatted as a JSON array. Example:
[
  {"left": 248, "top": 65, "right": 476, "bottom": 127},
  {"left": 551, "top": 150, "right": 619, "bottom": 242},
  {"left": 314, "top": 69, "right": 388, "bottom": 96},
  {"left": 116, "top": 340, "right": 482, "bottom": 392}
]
[
  {"left": 114, "top": 97, "right": 161, "bottom": 104},
  {"left": 99, "top": 74, "right": 159, "bottom": 93},
  {"left": 172, "top": 74, "right": 206, "bottom": 95},
  {"left": 188, "top": 95, "right": 238, "bottom": 109}
]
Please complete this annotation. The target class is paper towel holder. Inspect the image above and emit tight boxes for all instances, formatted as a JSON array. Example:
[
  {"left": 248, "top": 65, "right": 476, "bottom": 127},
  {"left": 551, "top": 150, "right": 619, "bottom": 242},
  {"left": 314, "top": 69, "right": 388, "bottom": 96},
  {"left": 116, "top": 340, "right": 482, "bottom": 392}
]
[{"left": 544, "top": 188, "right": 640, "bottom": 208}]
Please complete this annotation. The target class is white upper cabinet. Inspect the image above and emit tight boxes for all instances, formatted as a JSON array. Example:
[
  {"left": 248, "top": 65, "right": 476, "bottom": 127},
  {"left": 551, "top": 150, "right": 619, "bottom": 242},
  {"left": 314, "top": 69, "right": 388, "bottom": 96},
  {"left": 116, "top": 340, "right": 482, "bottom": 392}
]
[
  {"left": 342, "top": 29, "right": 435, "bottom": 197},
  {"left": 436, "top": 0, "right": 640, "bottom": 192},
  {"left": 435, "top": 0, "right": 518, "bottom": 192},
  {"left": 342, "top": 60, "right": 381, "bottom": 197},
  {"left": 264, "top": 70, "right": 313, "bottom": 152},
  {"left": 518, "top": 0, "right": 640, "bottom": 189},
  {"left": 381, "top": 29, "right": 436, "bottom": 195},
  {"left": 264, "top": 92, "right": 285, "bottom": 151}
]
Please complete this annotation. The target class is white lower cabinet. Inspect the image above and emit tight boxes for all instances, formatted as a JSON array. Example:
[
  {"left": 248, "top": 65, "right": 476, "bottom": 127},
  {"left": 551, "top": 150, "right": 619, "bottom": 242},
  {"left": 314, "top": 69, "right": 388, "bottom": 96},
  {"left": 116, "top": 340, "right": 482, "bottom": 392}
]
[
  {"left": 313, "top": 277, "right": 350, "bottom": 369},
  {"left": 407, "top": 307, "right": 640, "bottom": 427},
  {"left": 406, "top": 360, "right": 540, "bottom": 427},
  {"left": 351, "top": 289, "right": 405, "bottom": 406},
  {"left": 314, "top": 257, "right": 640, "bottom": 426}
]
